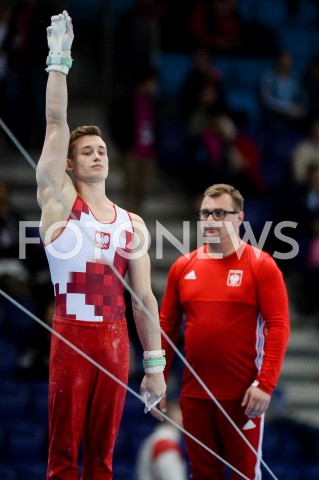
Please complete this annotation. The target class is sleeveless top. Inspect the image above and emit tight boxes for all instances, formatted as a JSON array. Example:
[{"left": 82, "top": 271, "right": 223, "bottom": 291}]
[{"left": 44, "top": 196, "right": 134, "bottom": 322}]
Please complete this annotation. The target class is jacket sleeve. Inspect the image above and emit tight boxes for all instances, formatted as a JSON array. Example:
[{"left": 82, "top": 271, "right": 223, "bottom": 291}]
[
  {"left": 255, "top": 254, "right": 290, "bottom": 394},
  {"left": 160, "top": 260, "right": 185, "bottom": 381}
]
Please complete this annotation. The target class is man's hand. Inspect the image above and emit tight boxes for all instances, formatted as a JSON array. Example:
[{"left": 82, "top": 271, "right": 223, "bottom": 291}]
[
  {"left": 140, "top": 372, "right": 166, "bottom": 421},
  {"left": 242, "top": 386, "right": 271, "bottom": 418},
  {"left": 47, "top": 10, "right": 74, "bottom": 54}
]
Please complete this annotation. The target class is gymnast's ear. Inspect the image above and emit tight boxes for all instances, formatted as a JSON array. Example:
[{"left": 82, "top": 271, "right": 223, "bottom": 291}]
[{"left": 66, "top": 158, "right": 73, "bottom": 171}]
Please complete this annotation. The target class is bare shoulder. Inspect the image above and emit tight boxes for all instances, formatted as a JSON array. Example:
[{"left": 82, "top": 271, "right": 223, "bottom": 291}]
[
  {"left": 129, "top": 212, "right": 146, "bottom": 226},
  {"left": 126, "top": 212, "right": 151, "bottom": 262}
]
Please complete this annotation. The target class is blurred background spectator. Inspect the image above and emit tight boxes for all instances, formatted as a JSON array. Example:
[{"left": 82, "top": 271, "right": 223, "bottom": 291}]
[
  {"left": 135, "top": 399, "right": 188, "bottom": 480},
  {"left": 108, "top": 65, "right": 160, "bottom": 215},
  {"left": 259, "top": 49, "right": 307, "bottom": 131},
  {"left": 292, "top": 118, "right": 319, "bottom": 185},
  {"left": 0, "top": 181, "right": 31, "bottom": 300},
  {"left": 179, "top": 47, "right": 227, "bottom": 120}
]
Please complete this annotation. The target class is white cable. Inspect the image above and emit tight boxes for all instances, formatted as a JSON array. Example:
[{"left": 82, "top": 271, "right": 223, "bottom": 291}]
[{"left": 0, "top": 116, "right": 278, "bottom": 480}]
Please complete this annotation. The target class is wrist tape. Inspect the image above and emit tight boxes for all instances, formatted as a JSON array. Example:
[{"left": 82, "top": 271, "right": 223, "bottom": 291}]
[
  {"left": 143, "top": 349, "right": 166, "bottom": 374},
  {"left": 46, "top": 51, "right": 73, "bottom": 75}
]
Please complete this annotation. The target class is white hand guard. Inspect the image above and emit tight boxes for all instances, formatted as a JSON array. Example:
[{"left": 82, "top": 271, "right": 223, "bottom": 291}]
[
  {"left": 143, "top": 390, "right": 164, "bottom": 414},
  {"left": 46, "top": 10, "right": 74, "bottom": 75}
]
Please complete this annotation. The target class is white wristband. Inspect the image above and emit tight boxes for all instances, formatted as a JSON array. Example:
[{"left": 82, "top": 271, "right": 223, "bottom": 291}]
[
  {"left": 46, "top": 51, "right": 73, "bottom": 75},
  {"left": 46, "top": 64, "right": 70, "bottom": 75},
  {"left": 251, "top": 380, "right": 259, "bottom": 387},
  {"left": 143, "top": 349, "right": 165, "bottom": 359},
  {"left": 144, "top": 365, "right": 165, "bottom": 374}
]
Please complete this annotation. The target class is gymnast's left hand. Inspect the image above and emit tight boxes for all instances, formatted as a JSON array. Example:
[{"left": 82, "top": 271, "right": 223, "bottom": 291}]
[{"left": 140, "top": 373, "right": 166, "bottom": 421}]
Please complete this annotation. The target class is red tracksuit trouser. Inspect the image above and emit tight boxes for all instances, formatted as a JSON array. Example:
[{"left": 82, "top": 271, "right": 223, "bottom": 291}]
[
  {"left": 180, "top": 396, "right": 264, "bottom": 480},
  {"left": 46, "top": 317, "right": 129, "bottom": 480}
]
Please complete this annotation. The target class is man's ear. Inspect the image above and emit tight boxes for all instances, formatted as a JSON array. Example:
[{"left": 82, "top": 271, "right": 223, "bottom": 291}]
[{"left": 66, "top": 158, "right": 73, "bottom": 171}]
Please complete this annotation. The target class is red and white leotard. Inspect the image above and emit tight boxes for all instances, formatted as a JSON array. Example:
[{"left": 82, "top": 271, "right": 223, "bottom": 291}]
[{"left": 44, "top": 196, "right": 133, "bottom": 321}]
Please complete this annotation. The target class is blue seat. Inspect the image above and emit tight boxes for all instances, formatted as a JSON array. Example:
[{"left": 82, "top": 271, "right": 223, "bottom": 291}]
[
  {"left": 238, "top": 0, "right": 289, "bottom": 30},
  {"left": 0, "top": 382, "right": 32, "bottom": 426},
  {"left": 230, "top": 57, "right": 272, "bottom": 90},
  {"left": 110, "top": 0, "right": 135, "bottom": 16},
  {"left": 300, "top": 465, "right": 319, "bottom": 480},
  {"left": 6, "top": 299, "right": 37, "bottom": 346},
  {"left": 289, "top": 0, "right": 319, "bottom": 27},
  {"left": 241, "top": 197, "right": 280, "bottom": 239},
  {"left": 32, "top": 381, "right": 49, "bottom": 423},
  {"left": 0, "top": 465, "right": 17, "bottom": 480},
  {"left": 255, "top": 0, "right": 288, "bottom": 29},
  {"left": 7, "top": 422, "right": 47, "bottom": 465},
  {"left": 213, "top": 56, "right": 234, "bottom": 86},
  {"left": 0, "top": 341, "right": 18, "bottom": 380},
  {"left": 226, "top": 87, "right": 261, "bottom": 124},
  {"left": 309, "top": 30, "right": 319, "bottom": 58},
  {"left": 126, "top": 422, "right": 156, "bottom": 461},
  {"left": 158, "top": 121, "right": 188, "bottom": 168},
  {"left": 237, "top": 0, "right": 257, "bottom": 23},
  {"left": 158, "top": 52, "right": 192, "bottom": 97},
  {"left": 266, "top": 464, "right": 301, "bottom": 480},
  {"left": 278, "top": 27, "right": 314, "bottom": 75},
  {"left": 113, "top": 461, "right": 135, "bottom": 480},
  {"left": 18, "top": 462, "right": 47, "bottom": 480}
]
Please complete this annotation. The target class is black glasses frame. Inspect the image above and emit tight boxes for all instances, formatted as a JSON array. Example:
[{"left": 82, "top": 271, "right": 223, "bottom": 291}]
[{"left": 196, "top": 208, "right": 239, "bottom": 220}]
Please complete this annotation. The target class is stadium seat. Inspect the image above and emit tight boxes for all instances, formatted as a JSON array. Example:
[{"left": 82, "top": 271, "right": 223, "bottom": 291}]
[
  {"left": 0, "top": 465, "right": 17, "bottom": 480},
  {"left": 213, "top": 56, "right": 234, "bottom": 86},
  {"left": 0, "top": 382, "right": 32, "bottom": 427},
  {"left": 158, "top": 121, "right": 188, "bottom": 168},
  {"left": 126, "top": 422, "right": 156, "bottom": 461},
  {"left": 278, "top": 27, "right": 312, "bottom": 71},
  {"left": 7, "top": 422, "right": 47, "bottom": 466},
  {"left": 290, "top": 0, "right": 319, "bottom": 27},
  {"left": 309, "top": 30, "right": 319, "bottom": 58},
  {"left": 32, "top": 380, "right": 49, "bottom": 423},
  {"left": 18, "top": 462, "right": 48, "bottom": 480},
  {"left": 0, "top": 341, "right": 18, "bottom": 380},
  {"left": 113, "top": 460, "right": 135, "bottom": 480},
  {"left": 266, "top": 464, "right": 301, "bottom": 480},
  {"left": 241, "top": 196, "right": 281, "bottom": 239},
  {"left": 300, "top": 465, "right": 319, "bottom": 480},
  {"left": 0, "top": 427, "right": 5, "bottom": 461},
  {"left": 255, "top": 0, "right": 288, "bottom": 29},
  {"left": 6, "top": 299, "right": 37, "bottom": 347},
  {"left": 110, "top": 0, "right": 135, "bottom": 17},
  {"left": 226, "top": 87, "right": 261, "bottom": 124},
  {"left": 237, "top": 0, "right": 257, "bottom": 23},
  {"left": 157, "top": 52, "right": 192, "bottom": 97},
  {"left": 230, "top": 57, "right": 272, "bottom": 90}
]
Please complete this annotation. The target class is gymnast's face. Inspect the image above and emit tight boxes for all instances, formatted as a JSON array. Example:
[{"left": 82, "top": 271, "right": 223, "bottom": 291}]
[{"left": 67, "top": 135, "right": 109, "bottom": 182}]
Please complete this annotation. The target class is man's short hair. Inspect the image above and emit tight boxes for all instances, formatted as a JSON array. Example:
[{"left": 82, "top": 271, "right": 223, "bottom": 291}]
[
  {"left": 204, "top": 183, "right": 244, "bottom": 211},
  {"left": 68, "top": 125, "right": 102, "bottom": 158}
]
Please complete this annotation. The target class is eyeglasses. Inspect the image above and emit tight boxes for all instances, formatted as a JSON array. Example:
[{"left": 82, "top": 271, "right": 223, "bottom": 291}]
[{"left": 196, "top": 208, "right": 239, "bottom": 220}]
